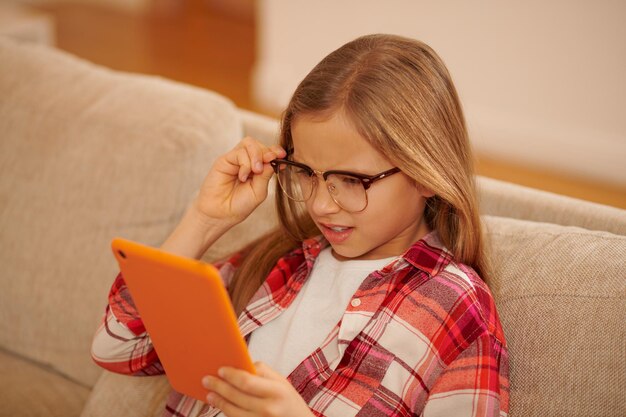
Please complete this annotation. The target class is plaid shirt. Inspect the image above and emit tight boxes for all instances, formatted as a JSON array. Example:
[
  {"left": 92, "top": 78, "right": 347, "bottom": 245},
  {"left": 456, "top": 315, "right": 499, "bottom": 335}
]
[{"left": 92, "top": 232, "right": 509, "bottom": 416}]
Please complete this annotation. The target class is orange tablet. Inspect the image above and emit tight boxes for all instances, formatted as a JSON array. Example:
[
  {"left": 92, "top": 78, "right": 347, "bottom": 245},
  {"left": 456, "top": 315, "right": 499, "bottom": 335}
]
[{"left": 111, "top": 238, "right": 255, "bottom": 402}]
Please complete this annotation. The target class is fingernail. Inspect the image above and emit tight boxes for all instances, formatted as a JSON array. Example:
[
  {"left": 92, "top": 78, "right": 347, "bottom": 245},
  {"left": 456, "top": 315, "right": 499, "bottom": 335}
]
[
  {"left": 241, "top": 174, "right": 248, "bottom": 182},
  {"left": 218, "top": 368, "right": 225, "bottom": 378},
  {"left": 201, "top": 376, "right": 210, "bottom": 387},
  {"left": 255, "top": 162, "right": 263, "bottom": 172},
  {"left": 206, "top": 393, "right": 215, "bottom": 405}
]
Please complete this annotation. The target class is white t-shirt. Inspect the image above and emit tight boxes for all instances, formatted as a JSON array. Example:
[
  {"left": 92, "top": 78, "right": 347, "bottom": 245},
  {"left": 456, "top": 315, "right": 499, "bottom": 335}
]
[{"left": 247, "top": 247, "right": 395, "bottom": 377}]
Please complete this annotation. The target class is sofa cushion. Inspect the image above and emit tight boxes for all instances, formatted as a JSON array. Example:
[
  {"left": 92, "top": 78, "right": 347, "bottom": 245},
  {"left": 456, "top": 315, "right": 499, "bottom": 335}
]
[
  {"left": 483, "top": 215, "right": 626, "bottom": 416},
  {"left": 0, "top": 38, "right": 243, "bottom": 387},
  {"left": 0, "top": 349, "right": 90, "bottom": 417}
]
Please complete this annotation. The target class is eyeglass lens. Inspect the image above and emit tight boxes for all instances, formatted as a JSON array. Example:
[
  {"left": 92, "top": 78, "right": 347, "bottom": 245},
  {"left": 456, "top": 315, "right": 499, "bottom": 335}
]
[{"left": 276, "top": 164, "right": 367, "bottom": 212}]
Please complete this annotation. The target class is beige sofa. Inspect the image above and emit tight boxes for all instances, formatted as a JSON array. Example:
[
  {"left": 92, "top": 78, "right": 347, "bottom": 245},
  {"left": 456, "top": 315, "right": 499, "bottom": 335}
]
[{"left": 1, "top": 38, "right": 624, "bottom": 417}]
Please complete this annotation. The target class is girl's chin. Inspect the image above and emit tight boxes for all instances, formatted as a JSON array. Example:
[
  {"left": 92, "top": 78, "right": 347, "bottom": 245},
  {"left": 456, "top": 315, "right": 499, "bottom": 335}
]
[
  {"left": 330, "top": 242, "right": 399, "bottom": 261},
  {"left": 329, "top": 248, "right": 354, "bottom": 262},
  {"left": 329, "top": 244, "right": 373, "bottom": 261}
]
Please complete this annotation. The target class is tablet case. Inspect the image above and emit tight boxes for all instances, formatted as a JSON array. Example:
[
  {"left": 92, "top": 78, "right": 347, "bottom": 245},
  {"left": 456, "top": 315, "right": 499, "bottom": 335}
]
[{"left": 111, "top": 238, "right": 255, "bottom": 402}]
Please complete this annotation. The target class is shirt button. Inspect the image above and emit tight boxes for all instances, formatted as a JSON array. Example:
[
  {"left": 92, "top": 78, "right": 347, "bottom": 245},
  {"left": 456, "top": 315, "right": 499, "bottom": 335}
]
[{"left": 351, "top": 298, "right": 361, "bottom": 307}]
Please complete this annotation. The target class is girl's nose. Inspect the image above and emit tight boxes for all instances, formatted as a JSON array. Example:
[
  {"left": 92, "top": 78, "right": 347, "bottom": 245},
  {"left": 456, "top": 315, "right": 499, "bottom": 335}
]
[{"left": 308, "top": 179, "right": 341, "bottom": 215}]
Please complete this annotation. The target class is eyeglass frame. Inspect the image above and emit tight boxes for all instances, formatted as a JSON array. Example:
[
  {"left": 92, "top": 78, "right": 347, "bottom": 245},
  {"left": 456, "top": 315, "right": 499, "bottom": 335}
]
[{"left": 269, "top": 157, "right": 401, "bottom": 212}]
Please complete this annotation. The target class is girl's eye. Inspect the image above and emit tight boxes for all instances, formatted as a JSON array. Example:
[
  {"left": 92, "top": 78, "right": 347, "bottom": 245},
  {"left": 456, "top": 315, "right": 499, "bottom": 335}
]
[
  {"left": 341, "top": 176, "right": 361, "bottom": 186},
  {"left": 294, "top": 167, "right": 310, "bottom": 177}
]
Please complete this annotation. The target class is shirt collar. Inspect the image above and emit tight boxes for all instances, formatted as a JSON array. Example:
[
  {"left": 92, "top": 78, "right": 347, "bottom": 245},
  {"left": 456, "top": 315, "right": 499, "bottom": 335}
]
[
  {"left": 300, "top": 231, "right": 453, "bottom": 277},
  {"left": 301, "top": 235, "right": 329, "bottom": 270},
  {"left": 402, "top": 231, "right": 454, "bottom": 277}
]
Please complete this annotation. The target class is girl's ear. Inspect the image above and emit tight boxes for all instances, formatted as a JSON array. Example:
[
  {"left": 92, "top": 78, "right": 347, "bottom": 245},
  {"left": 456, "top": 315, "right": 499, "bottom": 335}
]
[{"left": 415, "top": 183, "right": 436, "bottom": 198}]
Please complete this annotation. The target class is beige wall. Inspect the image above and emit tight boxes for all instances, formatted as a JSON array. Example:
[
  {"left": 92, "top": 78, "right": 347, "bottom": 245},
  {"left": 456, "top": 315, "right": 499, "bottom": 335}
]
[{"left": 253, "top": 0, "right": 626, "bottom": 187}]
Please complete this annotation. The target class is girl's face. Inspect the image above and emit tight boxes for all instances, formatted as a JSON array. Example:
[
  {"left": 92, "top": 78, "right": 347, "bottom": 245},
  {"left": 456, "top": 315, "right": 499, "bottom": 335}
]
[{"left": 291, "top": 111, "right": 433, "bottom": 261}]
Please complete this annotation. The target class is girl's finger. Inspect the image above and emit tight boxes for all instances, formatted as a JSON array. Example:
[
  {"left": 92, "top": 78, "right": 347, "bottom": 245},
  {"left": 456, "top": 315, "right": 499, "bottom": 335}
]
[
  {"left": 218, "top": 150, "right": 244, "bottom": 178},
  {"left": 216, "top": 367, "right": 278, "bottom": 398},
  {"left": 220, "top": 138, "right": 284, "bottom": 181},
  {"left": 262, "top": 145, "right": 287, "bottom": 162},
  {"left": 206, "top": 392, "right": 254, "bottom": 417},
  {"left": 203, "top": 375, "right": 261, "bottom": 411},
  {"left": 249, "top": 163, "right": 275, "bottom": 201},
  {"left": 235, "top": 148, "right": 252, "bottom": 182},
  {"left": 243, "top": 138, "right": 265, "bottom": 174},
  {"left": 262, "top": 150, "right": 278, "bottom": 163},
  {"left": 269, "top": 145, "right": 287, "bottom": 158}
]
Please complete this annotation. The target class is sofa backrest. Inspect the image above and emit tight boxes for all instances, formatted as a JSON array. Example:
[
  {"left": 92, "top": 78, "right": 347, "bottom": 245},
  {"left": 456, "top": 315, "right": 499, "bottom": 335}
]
[
  {"left": 478, "top": 177, "right": 626, "bottom": 235},
  {"left": 0, "top": 38, "right": 263, "bottom": 387}
]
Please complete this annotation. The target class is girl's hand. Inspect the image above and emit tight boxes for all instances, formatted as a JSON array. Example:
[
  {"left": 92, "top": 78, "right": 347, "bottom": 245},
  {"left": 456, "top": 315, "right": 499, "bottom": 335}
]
[
  {"left": 193, "top": 137, "right": 286, "bottom": 227},
  {"left": 202, "top": 362, "right": 314, "bottom": 417}
]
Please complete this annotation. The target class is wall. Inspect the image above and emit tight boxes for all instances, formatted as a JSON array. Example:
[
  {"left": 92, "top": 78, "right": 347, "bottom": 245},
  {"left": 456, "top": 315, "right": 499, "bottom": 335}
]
[{"left": 253, "top": 0, "right": 626, "bottom": 186}]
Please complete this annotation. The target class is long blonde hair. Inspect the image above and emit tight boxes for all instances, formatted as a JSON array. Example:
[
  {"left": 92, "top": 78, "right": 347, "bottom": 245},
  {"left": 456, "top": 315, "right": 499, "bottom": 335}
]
[{"left": 228, "top": 34, "right": 489, "bottom": 314}]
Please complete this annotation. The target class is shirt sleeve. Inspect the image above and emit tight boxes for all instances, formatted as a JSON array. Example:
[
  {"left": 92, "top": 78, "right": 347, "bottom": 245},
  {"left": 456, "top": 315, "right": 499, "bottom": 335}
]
[
  {"left": 420, "top": 331, "right": 510, "bottom": 417},
  {"left": 91, "top": 272, "right": 164, "bottom": 375}
]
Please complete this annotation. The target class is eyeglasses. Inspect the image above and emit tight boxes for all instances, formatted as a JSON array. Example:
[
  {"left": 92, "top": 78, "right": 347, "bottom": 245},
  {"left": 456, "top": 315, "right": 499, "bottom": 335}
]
[{"left": 269, "top": 158, "right": 401, "bottom": 212}]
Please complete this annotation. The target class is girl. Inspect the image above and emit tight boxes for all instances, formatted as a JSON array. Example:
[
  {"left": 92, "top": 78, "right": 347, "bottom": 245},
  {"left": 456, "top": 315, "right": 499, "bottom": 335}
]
[{"left": 92, "top": 34, "right": 509, "bottom": 416}]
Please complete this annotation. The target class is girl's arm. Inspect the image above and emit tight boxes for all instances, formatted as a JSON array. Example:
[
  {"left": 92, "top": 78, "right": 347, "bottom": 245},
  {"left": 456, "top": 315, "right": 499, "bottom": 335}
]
[
  {"left": 91, "top": 137, "right": 286, "bottom": 374},
  {"left": 91, "top": 273, "right": 163, "bottom": 375},
  {"left": 89, "top": 207, "right": 227, "bottom": 376},
  {"left": 161, "top": 137, "right": 286, "bottom": 259}
]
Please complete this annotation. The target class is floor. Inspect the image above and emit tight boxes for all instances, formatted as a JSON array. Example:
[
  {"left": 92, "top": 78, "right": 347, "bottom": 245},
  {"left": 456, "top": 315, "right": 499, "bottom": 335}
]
[{"left": 35, "top": 2, "right": 626, "bottom": 209}]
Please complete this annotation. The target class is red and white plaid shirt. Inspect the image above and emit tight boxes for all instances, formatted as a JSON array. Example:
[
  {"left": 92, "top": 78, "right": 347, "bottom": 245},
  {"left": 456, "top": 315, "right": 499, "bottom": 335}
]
[{"left": 92, "top": 232, "right": 509, "bottom": 416}]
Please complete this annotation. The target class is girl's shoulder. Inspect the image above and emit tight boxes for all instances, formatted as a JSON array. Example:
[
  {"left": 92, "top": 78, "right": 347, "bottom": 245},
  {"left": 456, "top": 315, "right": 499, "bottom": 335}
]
[
  {"left": 414, "top": 259, "right": 505, "bottom": 344},
  {"left": 401, "top": 232, "right": 496, "bottom": 316}
]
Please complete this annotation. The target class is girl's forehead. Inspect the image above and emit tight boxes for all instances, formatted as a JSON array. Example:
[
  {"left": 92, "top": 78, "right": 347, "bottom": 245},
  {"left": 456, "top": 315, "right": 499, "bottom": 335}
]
[{"left": 290, "top": 114, "right": 391, "bottom": 172}]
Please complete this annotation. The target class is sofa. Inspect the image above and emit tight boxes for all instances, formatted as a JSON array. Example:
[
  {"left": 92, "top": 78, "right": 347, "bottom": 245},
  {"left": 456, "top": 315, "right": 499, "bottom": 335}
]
[{"left": 1, "top": 38, "right": 624, "bottom": 417}]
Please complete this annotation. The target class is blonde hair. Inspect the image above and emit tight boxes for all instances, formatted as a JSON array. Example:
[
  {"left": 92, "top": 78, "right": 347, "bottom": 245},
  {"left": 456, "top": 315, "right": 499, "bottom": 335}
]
[{"left": 228, "top": 34, "right": 489, "bottom": 314}]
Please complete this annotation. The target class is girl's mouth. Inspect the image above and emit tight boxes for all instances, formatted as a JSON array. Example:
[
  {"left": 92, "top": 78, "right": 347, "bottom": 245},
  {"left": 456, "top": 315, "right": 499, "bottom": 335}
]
[{"left": 320, "top": 223, "right": 353, "bottom": 244}]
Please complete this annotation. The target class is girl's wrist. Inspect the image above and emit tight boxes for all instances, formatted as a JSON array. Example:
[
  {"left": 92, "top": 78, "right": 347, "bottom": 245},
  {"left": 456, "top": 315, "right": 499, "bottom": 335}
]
[
  {"left": 160, "top": 203, "right": 234, "bottom": 259},
  {"left": 188, "top": 200, "right": 235, "bottom": 234}
]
